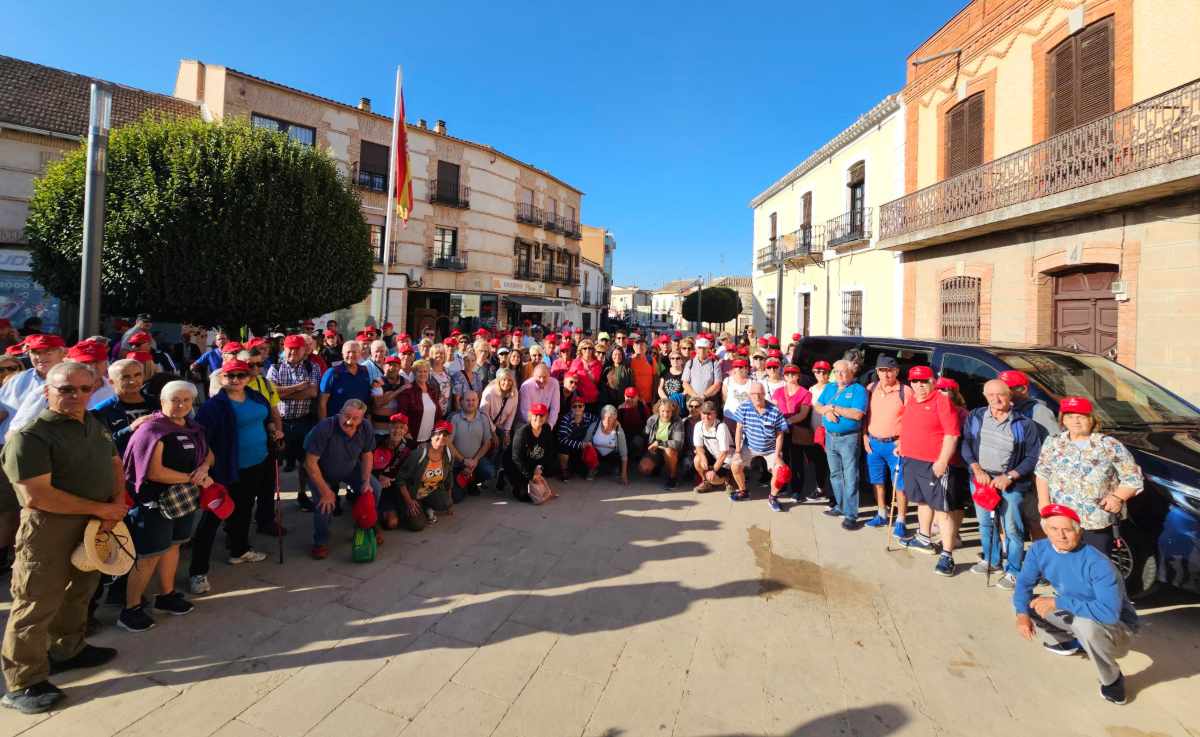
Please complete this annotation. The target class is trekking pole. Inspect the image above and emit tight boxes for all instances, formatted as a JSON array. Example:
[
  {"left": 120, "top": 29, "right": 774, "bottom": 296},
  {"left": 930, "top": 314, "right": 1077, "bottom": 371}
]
[
  {"left": 986, "top": 508, "right": 998, "bottom": 588},
  {"left": 274, "top": 460, "right": 284, "bottom": 565},
  {"left": 885, "top": 462, "right": 901, "bottom": 552}
]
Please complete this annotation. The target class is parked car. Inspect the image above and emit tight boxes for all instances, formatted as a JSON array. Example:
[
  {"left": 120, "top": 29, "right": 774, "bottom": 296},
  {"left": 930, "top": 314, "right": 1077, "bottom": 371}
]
[{"left": 792, "top": 335, "right": 1200, "bottom": 599}]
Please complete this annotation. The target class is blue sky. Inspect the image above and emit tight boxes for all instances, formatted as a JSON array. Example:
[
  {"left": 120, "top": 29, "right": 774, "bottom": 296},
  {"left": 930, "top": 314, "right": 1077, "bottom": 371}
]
[{"left": 6, "top": 0, "right": 957, "bottom": 289}]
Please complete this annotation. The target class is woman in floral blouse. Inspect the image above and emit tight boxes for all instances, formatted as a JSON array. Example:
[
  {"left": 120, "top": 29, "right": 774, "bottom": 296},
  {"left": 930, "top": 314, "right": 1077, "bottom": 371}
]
[{"left": 1034, "top": 396, "right": 1143, "bottom": 555}]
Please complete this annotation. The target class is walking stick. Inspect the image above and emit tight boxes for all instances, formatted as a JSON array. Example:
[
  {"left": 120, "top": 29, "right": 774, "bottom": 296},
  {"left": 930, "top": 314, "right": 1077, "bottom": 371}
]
[
  {"left": 274, "top": 460, "right": 284, "bottom": 564},
  {"left": 885, "top": 462, "right": 901, "bottom": 552},
  {"left": 986, "top": 508, "right": 999, "bottom": 588}
]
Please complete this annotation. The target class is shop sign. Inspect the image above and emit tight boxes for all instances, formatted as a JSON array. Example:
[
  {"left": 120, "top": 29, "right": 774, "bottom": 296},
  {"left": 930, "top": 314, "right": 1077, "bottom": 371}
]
[
  {"left": 460, "top": 293, "right": 481, "bottom": 318},
  {"left": 556, "top": 288, "right": 573, "bottom": 299},
  {"left": 493, "top": 278, "right": 544, "bottom": 295},
  {"left": 0, "top": 249, "right": 33, "bottom": 273}
]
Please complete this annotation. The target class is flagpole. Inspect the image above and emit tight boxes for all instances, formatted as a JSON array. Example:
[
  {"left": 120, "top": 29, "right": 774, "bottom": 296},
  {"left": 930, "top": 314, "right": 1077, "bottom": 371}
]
[{"left": 378, "top": 66, "right": 402, "bottom": 325}]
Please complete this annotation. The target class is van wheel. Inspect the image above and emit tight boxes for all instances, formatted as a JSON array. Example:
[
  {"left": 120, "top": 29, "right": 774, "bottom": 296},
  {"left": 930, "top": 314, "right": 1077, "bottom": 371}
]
[{"left": 1117, "top": 529, "right": 1161, "bottom": 600}]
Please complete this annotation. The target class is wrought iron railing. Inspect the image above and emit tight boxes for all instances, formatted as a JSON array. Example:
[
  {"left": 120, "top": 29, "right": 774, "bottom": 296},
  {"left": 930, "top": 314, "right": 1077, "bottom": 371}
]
[
  {"left": 356, "top": 170, "right": 387, "bottom": 193},
  {"left": 429, "top": 179, "right": 470, "bottom": 208},
  {"left": 516, "top": 202, "right": 543, "bottom": 225},
  {"left": 756, "top": 243, "right": 777, "bottom": 270},
  {"left": 547, "top": 263, "right": 575, "bottom": 284},
  {"left": 513, "top": 258, "right": 541, "bottom": 281},
  {"left": 559, "top": 217, "right": 582, "bottom": 239},
  {"left": 427, "top": 253, "right": 467, "bottom": 271},
  {"left": 826, "top": 208, "right": 872, "bottom": 247},
  {"left": 880, "top": 78, "right": 1200, "bottom": 240},
  {"left": 779, "top": 225, "right": 820, "bottom": 260},
  {"left": 372, "top": 242, "right": 398, "bottom": 265},
  {"left": 543, "top": 215, "right": 563, "bottom": 232}
]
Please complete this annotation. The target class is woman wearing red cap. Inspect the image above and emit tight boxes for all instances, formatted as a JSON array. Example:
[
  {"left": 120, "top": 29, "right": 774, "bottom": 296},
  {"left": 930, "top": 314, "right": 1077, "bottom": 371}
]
[
  {"left": 507, "top": 402, "right": 559, "bottom": 502},
  {"left": 1034, "top": 396, "right": 1143, "bottom": 555}
]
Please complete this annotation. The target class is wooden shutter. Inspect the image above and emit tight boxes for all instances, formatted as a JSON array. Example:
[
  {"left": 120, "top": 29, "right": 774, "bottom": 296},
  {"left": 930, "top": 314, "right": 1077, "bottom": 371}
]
[
  {"left": 964, "top": 93, "right": 984, "bottom": 169},
  {"left": 1049, "top": 37, "right": 1077, "bottom": 135},
  {"left": 360, "top": 141, "right": 389, "bottom": 175},
  {"left": 801, "top": 192, "right": 812, "bottom": 227},
  {"left": 1077, "top": 17, "right": 1114, "bottom": 126},
  {"left": 945, "top": 92, "right": 983, "bottom": 177},
  {"left": 436, "top": 160, "right": 459, "bottom": 199}
]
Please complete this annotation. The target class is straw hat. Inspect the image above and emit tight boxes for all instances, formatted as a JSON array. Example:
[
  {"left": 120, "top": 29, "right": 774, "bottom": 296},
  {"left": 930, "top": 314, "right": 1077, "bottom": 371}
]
[{"left": 71, "top": 519, "right": 135, "bottom": 576}]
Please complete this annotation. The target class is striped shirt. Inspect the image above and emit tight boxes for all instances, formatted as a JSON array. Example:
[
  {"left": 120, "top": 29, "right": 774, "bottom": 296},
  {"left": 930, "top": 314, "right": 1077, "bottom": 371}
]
[
  {"left": 267, "top": 359, "right": 323, "bottom": 419},
  {"left": 735, "top": 401, "right": 788, "bottom": 454}
]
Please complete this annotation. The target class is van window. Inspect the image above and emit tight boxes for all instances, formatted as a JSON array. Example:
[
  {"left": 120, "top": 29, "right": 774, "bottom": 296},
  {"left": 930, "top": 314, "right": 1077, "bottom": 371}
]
[
  {"left": 794, "top": 338, "right": 848, "bottom": 371},
  {"left": 860, "top": 344, "right": 933, "bottom": 386},
  {"left": 940, "top": 352, "right": 998, "bottom": 409}
]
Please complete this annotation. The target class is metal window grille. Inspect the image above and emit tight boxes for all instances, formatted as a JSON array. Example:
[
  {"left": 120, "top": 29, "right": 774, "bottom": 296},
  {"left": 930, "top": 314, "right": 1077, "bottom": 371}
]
[
  {"left": 940, "top": 276, "right": 981, "bottom": 343},
  {"left": 842, "top": 291, "right": 863, "bottom": 336}
]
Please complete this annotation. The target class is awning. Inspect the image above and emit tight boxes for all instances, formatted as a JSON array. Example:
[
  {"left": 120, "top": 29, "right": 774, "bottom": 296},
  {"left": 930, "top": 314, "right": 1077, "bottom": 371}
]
[{"left": 505, "top": 295, "right": 567, "bottom": 308}]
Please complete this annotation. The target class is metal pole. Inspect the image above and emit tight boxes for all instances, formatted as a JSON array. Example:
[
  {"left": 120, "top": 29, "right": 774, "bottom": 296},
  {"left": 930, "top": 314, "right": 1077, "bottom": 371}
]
[
  {"left": 696, "top": 276, "right": 702, "bottom": 332},
  {"left": 378, "top": 67, "right": 402, "bottom": 326},
  {"left": 78, "top": 83, "right": 112, "bottom": 340}
]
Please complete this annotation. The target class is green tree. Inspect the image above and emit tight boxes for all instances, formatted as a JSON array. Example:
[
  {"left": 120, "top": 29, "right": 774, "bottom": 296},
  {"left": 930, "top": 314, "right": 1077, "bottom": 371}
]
[
  {"left": 681, "top": 287, "right": 741, "bottom": 327},
  {"left": 25, "top": 115, "right": 375, "bottom": 330}
]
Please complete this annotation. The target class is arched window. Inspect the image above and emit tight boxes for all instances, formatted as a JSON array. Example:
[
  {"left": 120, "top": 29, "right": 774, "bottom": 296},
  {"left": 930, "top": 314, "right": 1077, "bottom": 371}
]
[{"left": 940, "top": 276, "right": 981, "bottom": 343}]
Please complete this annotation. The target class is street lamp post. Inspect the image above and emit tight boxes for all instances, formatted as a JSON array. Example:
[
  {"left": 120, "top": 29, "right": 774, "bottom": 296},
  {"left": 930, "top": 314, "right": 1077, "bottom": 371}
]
[
  {"left": 78, "top": 83, "right": 112, "bottom": 339},
  {"left": 696, "top": 275, "right": 703, "bottom": 332}
]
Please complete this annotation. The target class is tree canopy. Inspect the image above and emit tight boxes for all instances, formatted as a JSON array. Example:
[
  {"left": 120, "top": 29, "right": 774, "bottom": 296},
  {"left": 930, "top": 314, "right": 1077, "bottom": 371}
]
[
  {"left": 681, "top": 286, "right": 742, "bottom": 326},
  {"left": 25, "top": 115, "right": 375, "bottom": 329}
]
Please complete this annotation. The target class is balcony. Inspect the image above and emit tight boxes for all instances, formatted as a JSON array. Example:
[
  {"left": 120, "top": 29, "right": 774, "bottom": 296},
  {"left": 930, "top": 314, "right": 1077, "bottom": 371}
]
[
  {"left": 879, "top": 78, "right": 1200, "bottom": 250},
  {"left": 427, "top": 252, "right": 467, "bottom": 271},
  {"left": 560, "top": 217, "right": 582, "bottom": 239},
  {"left": 355, "top": 170, "right": 387, "bottom": 193},
  {"left": 372, "top": 242, "right": 398, "bottom": 266},
  {"left": 547, "top": 263, "right": 575, "bottom": 284},
  {"left": 756, "top": 244, "right": 778, "bottom": 271},
  {"left": 516, "top": 202, "right": 543, "bottom": 225},
  {"left": 779, "top": 225, "right": 822, "bottom": 262},
  {"left": 513, "top": 258, "right": 541, "bottom": 281},
  {"left": 826, "top": 208, "right": 872, "bottom": 248},
  {"left": 429, "top": 179, "right": 470, "bottom": 208},
  {"left": 543, "top": 214, "right": 562, "bottom": 232}
]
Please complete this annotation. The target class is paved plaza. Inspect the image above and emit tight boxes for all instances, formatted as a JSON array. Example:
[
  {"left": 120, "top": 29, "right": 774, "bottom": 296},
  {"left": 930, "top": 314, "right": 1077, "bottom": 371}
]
[{"left": 0, "top": 476, "right": 1196, "bottom": 737}]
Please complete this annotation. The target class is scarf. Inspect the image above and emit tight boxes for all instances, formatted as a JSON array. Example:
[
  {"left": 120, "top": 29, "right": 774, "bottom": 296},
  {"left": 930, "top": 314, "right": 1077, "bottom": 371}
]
[{"left": 123, "top": 411, "right": 209, "bottom": 497}]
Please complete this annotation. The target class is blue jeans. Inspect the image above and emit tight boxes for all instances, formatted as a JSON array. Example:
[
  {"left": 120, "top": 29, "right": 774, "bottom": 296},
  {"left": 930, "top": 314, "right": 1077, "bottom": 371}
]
[
  {"left": 975, "top": 489, "right": 1026, "bottom": 574},
  {"left": 453, "top": 458, "right": 497, "bottom": 501},
  {"left": 313, "top": 468, "right": 382, "bottom": 546},
  {"left": 825, "top": 432, "right": 861, "bottom": 521}
]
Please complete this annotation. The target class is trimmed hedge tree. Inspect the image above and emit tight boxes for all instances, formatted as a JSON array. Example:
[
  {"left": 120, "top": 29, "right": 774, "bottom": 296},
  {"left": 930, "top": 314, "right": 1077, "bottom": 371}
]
[
  {"left": 681, "top": 286, "right": 741, "bottom": 327},
  {"left": 25, "top": 116, "right": 375, "bottom": 329}
]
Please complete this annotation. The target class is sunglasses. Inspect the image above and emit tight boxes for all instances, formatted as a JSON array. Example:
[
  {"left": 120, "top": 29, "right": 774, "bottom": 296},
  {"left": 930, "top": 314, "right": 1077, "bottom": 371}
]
[
  {"left": 813, "top": 369, "right": 829, "bottom": 373},
  {"left": 51, "top": 384, "right": 94, "bottom": 396},
  {"left": 225, "top": 372, "right": 250, "bottom": 380},
  {"left": 0, "top": 365, "right": 19, "bottom": 374},
  {"left": 911, "top": 379, "right": 932, "bottom": 385}
]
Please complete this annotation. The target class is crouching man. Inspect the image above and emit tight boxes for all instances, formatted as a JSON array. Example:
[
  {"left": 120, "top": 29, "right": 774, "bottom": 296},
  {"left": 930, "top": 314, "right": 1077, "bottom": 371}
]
[{"left": 1013, "top": 503, "right": 1138, "bottom": 705}]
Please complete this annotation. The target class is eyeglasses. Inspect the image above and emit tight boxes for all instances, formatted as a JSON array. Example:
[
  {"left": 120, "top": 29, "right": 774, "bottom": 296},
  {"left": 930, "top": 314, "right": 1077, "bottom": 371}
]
[
  {"left": 813, "top": 369, "right": 829, "bottom": 373},
  {"left": 225, "top": 372, "right": 250, "bottom": 380},
  {"left": 248, "top": 362, "right": 264, "bottom": 368},
  {"left": 910, "top": 379, "right": 932, "bottom": 385},
  {"left": 51, "top": 384, "right": 94, "bottom": 396}
]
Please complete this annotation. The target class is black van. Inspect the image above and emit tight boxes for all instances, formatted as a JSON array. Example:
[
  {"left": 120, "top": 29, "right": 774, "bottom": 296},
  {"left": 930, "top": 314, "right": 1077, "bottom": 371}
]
[{"left": 792, "top": 335, "right": 1200, "bottom": 599}]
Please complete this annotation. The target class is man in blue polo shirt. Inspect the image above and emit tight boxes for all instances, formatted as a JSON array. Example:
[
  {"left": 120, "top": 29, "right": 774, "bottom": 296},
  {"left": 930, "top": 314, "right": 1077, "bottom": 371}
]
[
  {"left": 813, "top": 359, "right": 868, "bottom": 529},
  {"left": 318, "top": 340, "right": 373, "bottom": 420}
]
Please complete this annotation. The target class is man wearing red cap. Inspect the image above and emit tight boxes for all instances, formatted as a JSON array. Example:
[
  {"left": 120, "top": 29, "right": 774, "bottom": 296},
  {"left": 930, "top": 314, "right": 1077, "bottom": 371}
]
[
  {"left": 267, "top": 335, "right": 324, "bottom": 509},
  {"left": 897, "top": 365, "right": 965, "bottom": 576},
  {"left": 999, "top": 370, "right": 1059, "bottom": 439},
  {"left": 0, "top": 335, "right": 65, "bottom": 441},
  {"left": 1014, "top": 504, "right": 1138, "bottom": 705}
]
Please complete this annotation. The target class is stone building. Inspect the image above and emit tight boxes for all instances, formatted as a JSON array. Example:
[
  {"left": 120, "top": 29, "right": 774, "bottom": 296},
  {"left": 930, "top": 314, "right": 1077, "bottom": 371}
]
[
  {"left": 173, "top": 59, "right": 584, "bottom": 336},
  {"left": 878, "top": 0, "right": 1200, "bottom": 400}
]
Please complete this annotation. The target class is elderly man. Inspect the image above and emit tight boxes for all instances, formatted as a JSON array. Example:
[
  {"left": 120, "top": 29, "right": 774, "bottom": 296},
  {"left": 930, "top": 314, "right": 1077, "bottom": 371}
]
[
  {"left": 682, "top": 337, "right": 723, "bottom": 404},
  {"left": 269, "top": 334, "right": 323, "bottom": 509},
  {"left": 318, "top": 340, "right": 373, "bottom": 421},
  {"left": 1014, "top": 504, "right": 1137, "bottom": 705},
  {"left": 0, "top": 362, "right": 126, "bottom": 713},
  {"left": 517, "top": 362, "right": 561, "bottom": 429},
  {"left": 362, "top": 340, "right": 390, "bottom": 383},
  {"left": 0, "top": 334, "right": 66, "bottom": 440},
  {"left": 730, "top": 383, "right": 789, "bottom": 509},
  {"left": 813, "top": 359, "right": 868, "bottom": 530},
  {"left": 303, "top": 399, "right": 382, "bottom": 560},
  {"left": 449, "top": 390, "right": 496, "bottom": 497},
  {"left": 693, "top": 400, "right": 734, "bottom": 492},
  {"left": 91, "top": 358, "right": 154, "bottom": 456},
  {"left": 961, "top": 379, "right": 1043, "bottom": 588},
  {"left": 999, "top": 370, "right": 1059, "bottom": 439},
  {"left": 863, "top": 356, "right": 907, "bottom": 532},
  {"left": 897, "top": 365, "right": 964, "bottom": 576}
]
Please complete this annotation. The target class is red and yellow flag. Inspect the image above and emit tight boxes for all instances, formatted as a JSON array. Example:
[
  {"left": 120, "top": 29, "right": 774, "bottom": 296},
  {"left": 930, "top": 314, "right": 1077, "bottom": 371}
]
[{"left": 392, "top": 70, "right": 413, "bottom": 224}]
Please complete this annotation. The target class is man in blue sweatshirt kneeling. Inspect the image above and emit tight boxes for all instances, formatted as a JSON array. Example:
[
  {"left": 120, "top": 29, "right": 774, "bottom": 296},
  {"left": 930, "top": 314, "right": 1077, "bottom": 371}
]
[{"left": 1013, "top": 503, "right": 1138, "bottom": 705}]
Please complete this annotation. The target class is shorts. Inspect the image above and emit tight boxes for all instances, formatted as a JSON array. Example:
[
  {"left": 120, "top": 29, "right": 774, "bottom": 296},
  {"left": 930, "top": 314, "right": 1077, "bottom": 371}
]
[
  {"left": 736, "top": 447, "right": 780, "bottom": 471},
  {"left": 865, "top": 437, "right": 904, "bottom": 488},
  {"left": 129, "top": 505, "right": 197, "bottom": 556},
  {"left": 902, "top": 459, "right": 969, "bottom": 512},
  {"left": 697, "top": 448, "right": 732, "bottom": 474}
]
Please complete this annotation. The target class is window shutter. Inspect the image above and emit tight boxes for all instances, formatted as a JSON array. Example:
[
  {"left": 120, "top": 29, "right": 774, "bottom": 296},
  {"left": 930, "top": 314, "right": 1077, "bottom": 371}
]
[
  {"left": 945, "top": 102, "right": 967, "bottom": 177},
  {"left": 1049, "top": 38, "right": 1077, "bottom": 135},
  {"left": 1077, "top": 17, "right": 1114, "bottom": 126},
  {"left": 965, "top": 93, "right": 984, "bottom": 170},
  {"left": 360, "top": 141, "right": 389, "bottom": 175},
  {"left": 802, "top": 192, "right": 812, "bottom": 227}
]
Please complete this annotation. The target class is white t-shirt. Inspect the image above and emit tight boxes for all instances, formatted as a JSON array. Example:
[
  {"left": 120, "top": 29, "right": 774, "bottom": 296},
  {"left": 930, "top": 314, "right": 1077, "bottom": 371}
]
[
  {"left": 417, "top": 392, "right": 437, "bottom": 442},
  {"left": 722, "top": 377, "right": 759, "bottom": 420},
  {"left": 763, "top": 379, "right": 786, "bottom": 402},
  {"left": 593, "top": 425, "right": 619, "bottom": 456},
  {"left": 693, "top": 421, "right": 732, "bottom": 462}
]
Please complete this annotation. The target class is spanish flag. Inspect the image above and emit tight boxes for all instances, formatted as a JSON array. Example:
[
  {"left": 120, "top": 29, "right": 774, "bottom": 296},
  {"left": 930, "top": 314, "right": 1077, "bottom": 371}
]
[{"left": 391, "top": 68, "right": 413, "bottom": 225}]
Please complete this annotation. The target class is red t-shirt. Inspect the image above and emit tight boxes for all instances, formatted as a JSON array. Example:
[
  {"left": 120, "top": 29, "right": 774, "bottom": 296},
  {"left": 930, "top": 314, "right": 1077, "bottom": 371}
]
[{"left": 898, "top": 390, "right": 961, "bottom": 463}]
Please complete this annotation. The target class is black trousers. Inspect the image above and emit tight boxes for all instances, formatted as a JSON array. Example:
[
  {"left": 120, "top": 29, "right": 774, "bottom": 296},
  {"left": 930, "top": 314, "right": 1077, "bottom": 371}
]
[
  {"left": 189, "top": 457, "right": 273, "bottom": 576},
  {"left": 803, "top": 443, "right": 831, "bottom": 499}
]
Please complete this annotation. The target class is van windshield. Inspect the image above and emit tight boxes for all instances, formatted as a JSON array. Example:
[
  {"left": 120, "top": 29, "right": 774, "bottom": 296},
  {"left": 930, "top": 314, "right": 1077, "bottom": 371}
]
[{"left": 994, "top": 350, "right": 1200, "bottom": 428}]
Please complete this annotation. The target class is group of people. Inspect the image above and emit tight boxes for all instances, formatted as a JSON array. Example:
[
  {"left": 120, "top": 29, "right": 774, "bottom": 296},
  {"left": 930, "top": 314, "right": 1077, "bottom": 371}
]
[{"left": 0, "top": 319, "right": 1146, "bottom": 712}]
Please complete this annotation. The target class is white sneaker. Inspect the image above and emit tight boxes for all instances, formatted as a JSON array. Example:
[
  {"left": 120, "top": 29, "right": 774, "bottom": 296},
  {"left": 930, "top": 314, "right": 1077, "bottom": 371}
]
[
  {"left": 424, "top": 508, "right": 437, "bottom": 524},
  {"left": 228, "top": 550, "right": 268, "bottom": 565},
  {"left": 189, "top": 575, "right": 210, "bottom": 595}
]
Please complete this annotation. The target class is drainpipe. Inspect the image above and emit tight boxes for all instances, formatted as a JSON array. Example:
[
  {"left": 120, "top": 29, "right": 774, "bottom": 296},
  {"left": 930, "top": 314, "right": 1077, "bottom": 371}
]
[
  {"left": 824, "top": 257, "right": 831, "bottom": 334},
  {"left": 775, "top": 265, "right": 783, "bottom": 336}
]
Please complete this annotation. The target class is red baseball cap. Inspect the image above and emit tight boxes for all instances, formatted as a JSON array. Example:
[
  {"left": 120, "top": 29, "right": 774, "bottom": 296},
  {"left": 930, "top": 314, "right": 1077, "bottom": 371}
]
[
  {"left": 757, "top": 337, "right": 768, "bottom": 346},
  {"left": 574, "top": 327, "right": 584, "bottom": 334},
  {"left": 791, "top": 333, "right": 802, "bottom": 341},
  {"left": 382, "top": 322, "right": 394, "bottom": 330},
  {"left": 432, "top": 420, "right": 454, "bottom": 435},
  {"left": 127, "top": 331, "right": 151, "bottom": 346},
  {"left": 389, "top": 412, "right": 409, "bottom": 424},
  {"left": 513, "top": 330, "right": 523, "bottom": 336},
  {"left": 222, "top": 341, "right": 244, "bottom": 354},
  {"left": 397, "top": 344, "right": 414, "bottom": 354},
  {"left": 673, "top": 331, "right": 682, "bottom": 339},
  {"left": 383, "top": 356, "right": 402, "bottom": 365},
  {"left": 907, "top": 365, "right": 934, "bottom": 381},
  {"left": 765, "top": 358, "right": 781, "bottom": 368},
  {"left": 221, "top": 358, "right": 251, "bottom": 373},
  {"left": 24, "top": 334, "right": 64, "bottom": 351},
  {"left": 999, "top": 370, "right": 1029, "bottom": 388},
  {"left": 396, "top": 332, "right": 410, "bottom": 341},
  {"left": 767, "top": 336, "right": 780, "bottom": 346},
  {"left": 623, "top": 386, "right": 638, "bottom": 398},
  {"left": 488, "top": 338, "right": 501, "bottom": 348},
  {"left": 245, "top": 337, "right": 268, "bottom": 350},
  {"left": 126, "top": 351, "right": 153, "bottom": 362},
  {"left": 813, "top": 360, "right": 831, "bottom": 370},
  {"left": 323, "top": 329, "right": 338, "bottom": 338},
  {"left": 768, "top": 349, "right": 783, "bottom": 358},
  {"left": 283, "top": 335, "right": 306, "bottom": 349},
  {"left": 558, "top": 341, "right": 572, "bottom": 351},
  {"left": 200, "top": 483, "right": 235, "bottom": 520},
  {"left": 732, "top": 359, "right": 749, "bottom": 368},
  {"left": 529, "top": 402, "right": 549, "bottom": 416},
  {"left": 1040, "top": 503, "right": 1081, "bottom": 524},
  {"left": 783, "top": 365, "right": 800, "bottom": 375},
  {"left": 5, "top": 342, "right": 25, "bottom": 356},
  {"left": 443, "top": 337, "right": 457, "bottom": 346},
  {"left": 935, "top": 377, "right": 959, "bottom": 391},
  {"left": 67, "top": 341, "right": 107, "bottom": 363},
  {"left": 450, "top": 328, "right": 462, "bottom": 336},
  {"left": 474, "top": 328, "right": 490, "bottom": 337},
  {"left": 1059, "top": 396, "right": 1094, "bottom": 415}
]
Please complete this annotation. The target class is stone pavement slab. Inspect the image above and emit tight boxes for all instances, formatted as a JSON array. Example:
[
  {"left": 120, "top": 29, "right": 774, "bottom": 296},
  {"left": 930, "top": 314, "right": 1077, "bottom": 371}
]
[{"left": 0, "top": 474, "right": 1195, "bottom": 737}]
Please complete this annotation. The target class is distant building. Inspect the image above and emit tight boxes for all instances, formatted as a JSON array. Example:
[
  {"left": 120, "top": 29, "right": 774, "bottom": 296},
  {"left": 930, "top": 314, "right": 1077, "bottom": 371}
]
[
  {"left": 609, "top": 285, "right": 651, "bottom": 328},
  {"left": 575, "top": 256, "right": 604, "bottom": 332},
  {"left": 652, "top": 279, "right": 697, "bottom": 330},
  {"left": 581, "top": 225, "right": 615, "bottom": 326}
]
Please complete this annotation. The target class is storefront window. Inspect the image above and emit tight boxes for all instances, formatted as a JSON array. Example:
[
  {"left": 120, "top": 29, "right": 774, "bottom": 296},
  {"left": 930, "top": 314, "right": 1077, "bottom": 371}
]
[{"left": 0, "top": 250, "right": 61, "bottom": 334}]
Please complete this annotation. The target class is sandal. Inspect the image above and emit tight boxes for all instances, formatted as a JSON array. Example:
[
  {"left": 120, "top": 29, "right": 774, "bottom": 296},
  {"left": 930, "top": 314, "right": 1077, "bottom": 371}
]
[{"left": 729, "top": 489, "right": 749, "bottom": 501}]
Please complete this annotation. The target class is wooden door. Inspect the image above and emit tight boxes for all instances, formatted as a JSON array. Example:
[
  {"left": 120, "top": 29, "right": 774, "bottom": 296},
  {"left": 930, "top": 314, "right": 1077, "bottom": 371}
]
[{"left": 1053, "top": 266, "right": 1118, "bottom": 356}]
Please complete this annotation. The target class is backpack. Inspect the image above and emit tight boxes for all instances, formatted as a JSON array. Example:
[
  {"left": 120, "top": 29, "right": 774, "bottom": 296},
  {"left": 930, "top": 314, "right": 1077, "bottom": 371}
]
[
  {"left": 867, "top": 381, "right": 907, "bottom": 404},
  {"left": 351, "top": 527, "right": 377, "bottom": 563}
]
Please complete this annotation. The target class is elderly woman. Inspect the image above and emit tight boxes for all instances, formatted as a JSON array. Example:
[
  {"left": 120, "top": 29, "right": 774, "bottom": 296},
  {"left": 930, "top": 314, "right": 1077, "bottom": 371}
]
[
  {"left": 586, "top": 404, "right": 629, "bottom": 483},
  {"left": 599, "top": 346, "right": 633, "bottom": 409},
  {"left": 1035, "top": 396, "right": 1143, "bottom": 555},
  {"left": 480, "top": 368, "right": 519, "bottom": 489},
  {"left": 640, "top": 399, "right": 685, "bottom": 489},
  {"left": 426, "top": 344, "right": 455, "bottom": 416},
  {"left": 189, "top": 359, "right": 280, "bottom": 594},
  {"left": 120, "top": 381, "right": 213, "bottom": 631},
  {"left": 721, "top": 358, "right": 760, "bottom": 431},
  {"left": 472, "top": 341, "right": 495, "bottom": 389},
  {"left": 507, "top": 402, "right": 560, "bottom": 503},
  {"left": 394, "top": 359, "right": 443, "bottom": 446},
  {"left": 372, "top": 413, "right": 413, "bottom": 530},
  {"left": 556, "top": 396, "right": 597, "bottom": 482},
  {"left": 774, "top": 364, "right": 813, "bottom": 500},
  {"left": 92, "top": 358, "right": 154, "bottom": 455},
  {"left": 569, "top": 340, "right": 603, "bottom": 388}
]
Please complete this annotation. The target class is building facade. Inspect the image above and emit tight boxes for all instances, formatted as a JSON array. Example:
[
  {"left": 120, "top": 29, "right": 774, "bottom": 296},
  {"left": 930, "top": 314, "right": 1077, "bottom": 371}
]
[
  {"left": 878, "top": 0, "right": 1200, "bottom": 400},
  {"left": 575, "top": 256, "right": 604, "bottom": 332},
  {"left": 580, "top": 225, "right": 616, "bottom": 325},
  {"left": 610, "top": 285, "right": 652, "bottom": 328},
  {"left": 174, "top": 59, "right": 584, "bottom": 337},
  {"left": 652, "top": 279, "right": 695, "bottom": 330},
  {"left": 751, "top": 94, "right": 906, "bottom": 341},
  {"left": 0, "top": 55, "right": 199, "bottom": 335}
]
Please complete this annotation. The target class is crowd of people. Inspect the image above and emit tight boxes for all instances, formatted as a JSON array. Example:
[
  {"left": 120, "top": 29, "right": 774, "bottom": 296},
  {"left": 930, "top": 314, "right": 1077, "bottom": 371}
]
[{"left": 0, "top": 317, "right": 1145, "bottom": 712}]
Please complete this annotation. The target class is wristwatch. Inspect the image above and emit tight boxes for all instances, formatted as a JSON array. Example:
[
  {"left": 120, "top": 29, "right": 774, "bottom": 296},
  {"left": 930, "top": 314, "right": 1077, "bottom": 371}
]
[{"left": 1006, "top": 471, "right": 1018, "bottom": 481}]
